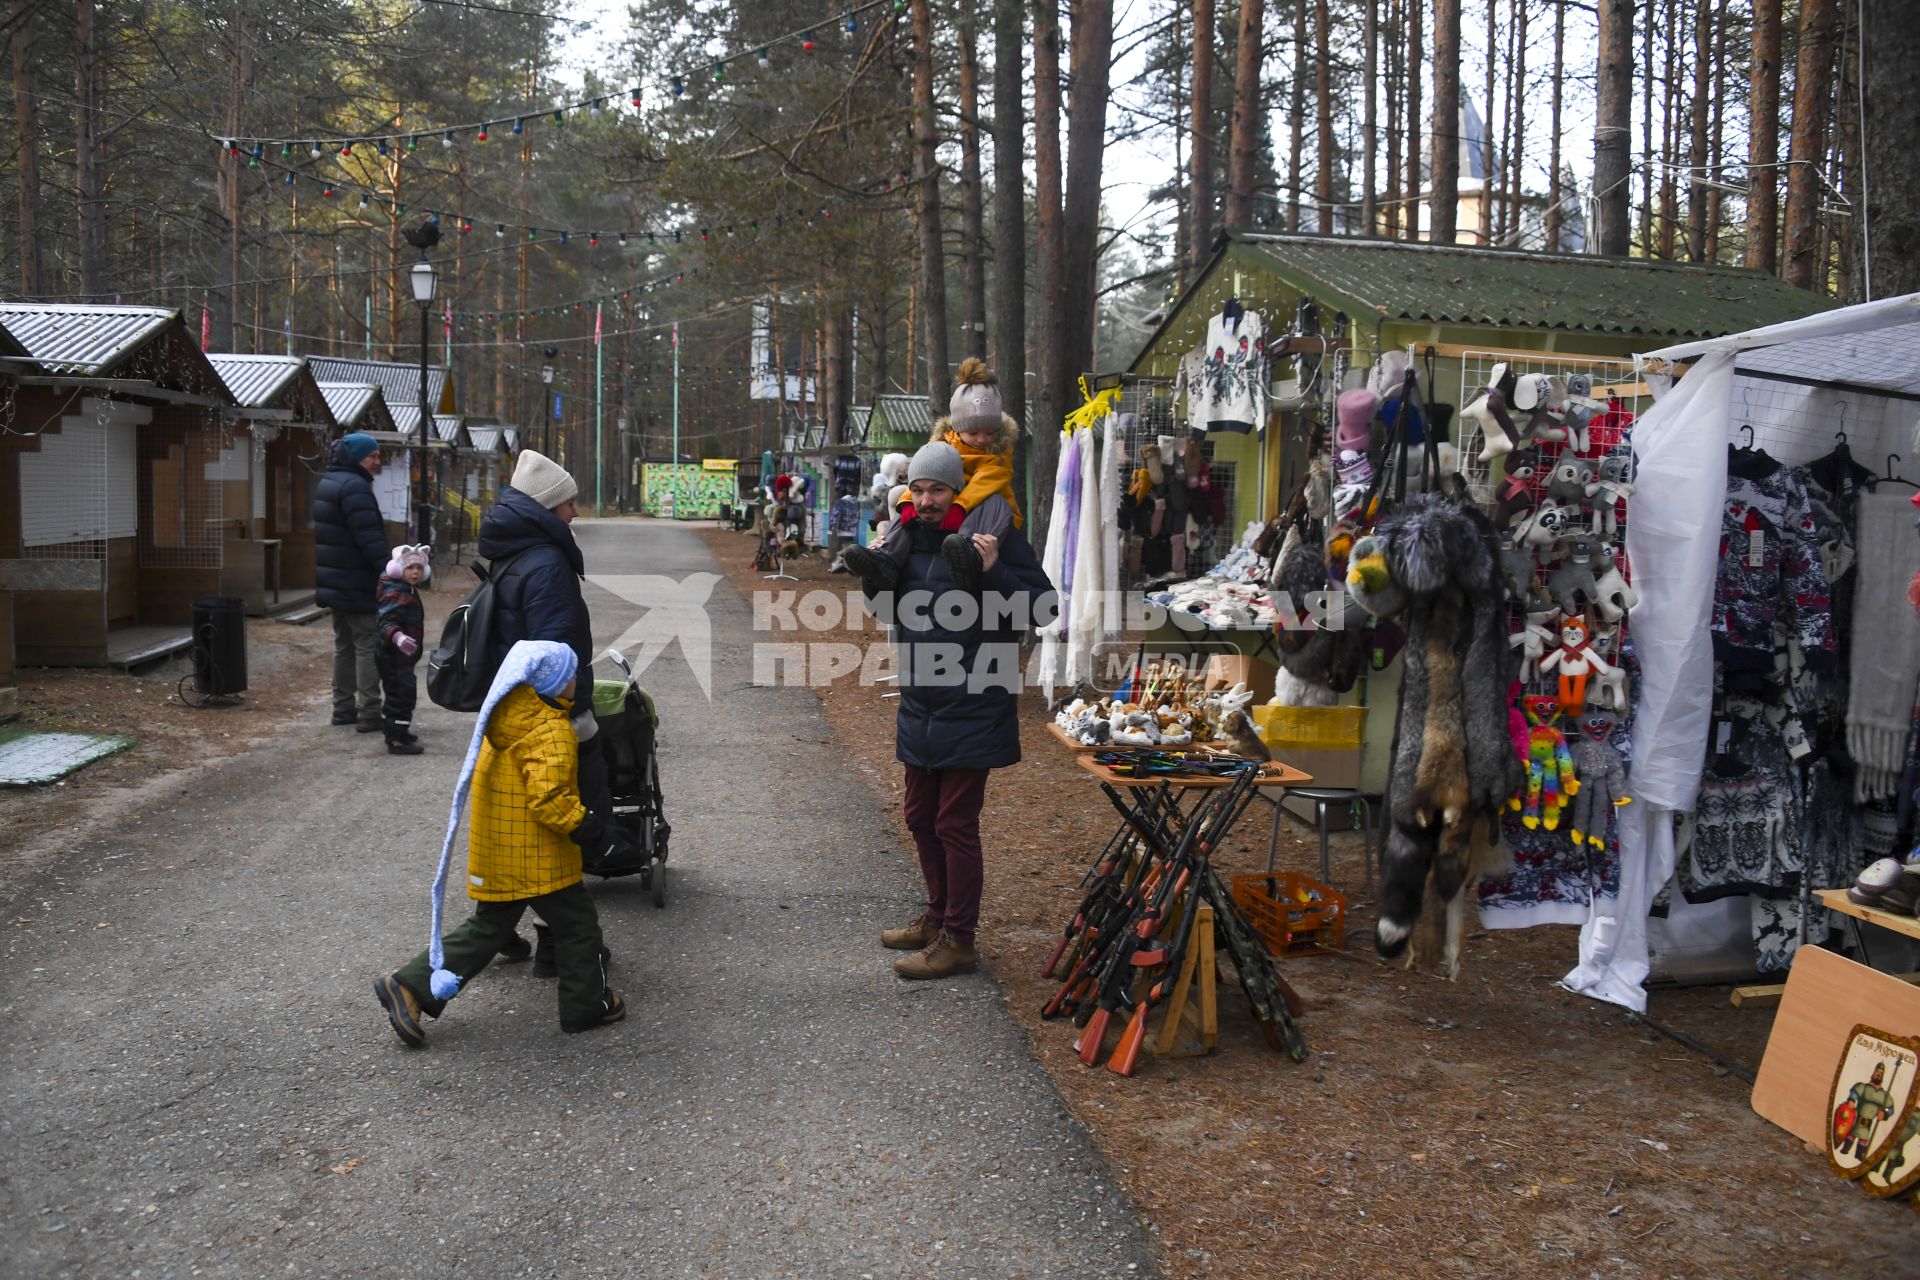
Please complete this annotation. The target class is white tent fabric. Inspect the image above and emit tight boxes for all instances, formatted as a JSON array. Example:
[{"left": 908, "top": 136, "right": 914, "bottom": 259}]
[{"left": 1564, "top": 293, "right": 1920, "bottom": 1012}]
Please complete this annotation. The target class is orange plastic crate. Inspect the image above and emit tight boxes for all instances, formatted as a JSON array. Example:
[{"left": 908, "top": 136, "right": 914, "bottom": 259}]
[{"left": 1231, "top": 870, "right": 1347, "bottom": 957}]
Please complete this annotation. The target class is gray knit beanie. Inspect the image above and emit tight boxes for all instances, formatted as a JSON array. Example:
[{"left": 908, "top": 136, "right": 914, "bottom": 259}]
[
  {"left": 948, "top": 357, "right": 1003, "bottom": 433},
  {"left": 510, "top": 449, "right": 578, "bottom": 509},
  {"left": 907, "top": 441, "right": 966, "bottom": 494}
]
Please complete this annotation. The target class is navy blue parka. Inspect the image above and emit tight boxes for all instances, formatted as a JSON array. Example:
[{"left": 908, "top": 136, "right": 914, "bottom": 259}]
[
  {"left": 476, "top": 486, "right": 594, "bottom": 677},
  {"left": 311, "top": 439, "right": 392, "bottom": 612}
]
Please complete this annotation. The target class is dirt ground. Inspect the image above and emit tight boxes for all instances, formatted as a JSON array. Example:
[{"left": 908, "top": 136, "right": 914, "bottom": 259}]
[{"left": 699, "top": 524, "right": 1910, "bottom": 1279}]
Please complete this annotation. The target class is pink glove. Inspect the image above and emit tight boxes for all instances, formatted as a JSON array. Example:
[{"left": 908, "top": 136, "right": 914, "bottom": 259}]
[{"left": 395, "top": 634, "right": 418, "bottom": 657}]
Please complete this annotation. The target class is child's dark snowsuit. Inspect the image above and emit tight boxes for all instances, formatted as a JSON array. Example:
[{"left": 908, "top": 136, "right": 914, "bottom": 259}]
[{"left": 375, "top": 574, "right": 424, "bottom": 744}]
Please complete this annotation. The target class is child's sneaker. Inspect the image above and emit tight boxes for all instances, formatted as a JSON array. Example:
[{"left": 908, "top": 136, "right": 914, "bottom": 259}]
[{"left": 942, "top": 533, "right": 982, "bottom": 590}]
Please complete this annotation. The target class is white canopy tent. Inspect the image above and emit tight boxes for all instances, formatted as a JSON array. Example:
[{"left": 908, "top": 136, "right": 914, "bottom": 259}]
[{"left": 1559, "top": 294, "right": 1920, "bottom": 1012}]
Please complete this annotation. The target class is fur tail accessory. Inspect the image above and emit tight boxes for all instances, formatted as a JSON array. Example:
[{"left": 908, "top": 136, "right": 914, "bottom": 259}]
[{"left": 425, "top": 639, "right": 578, "bottom": 1000}]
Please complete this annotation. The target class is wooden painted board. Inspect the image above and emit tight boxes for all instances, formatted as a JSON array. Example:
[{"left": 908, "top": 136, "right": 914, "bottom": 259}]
[
  {"left": 1752, "top": 946, "right": 1920, "bottom": 1147},
  {"left": 1817, "top": 888, "right": 1920, "bottom": 944}
]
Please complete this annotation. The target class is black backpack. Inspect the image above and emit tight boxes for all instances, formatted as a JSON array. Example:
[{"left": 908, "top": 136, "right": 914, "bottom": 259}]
[{"left": 426, "top": 550, "right": 527, "bottom": 712}]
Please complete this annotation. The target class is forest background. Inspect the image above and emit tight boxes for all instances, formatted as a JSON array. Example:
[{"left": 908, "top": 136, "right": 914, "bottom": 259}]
[{"left": 6, "top": 0, "right": 1917, "bottom": 512}]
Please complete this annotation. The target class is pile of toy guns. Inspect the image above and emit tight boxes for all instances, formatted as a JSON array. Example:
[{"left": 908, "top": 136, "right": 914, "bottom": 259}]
[
  {"left": 1040, "top": 760, "right": 1309, "bottom": 1074},
  {"left": 1089, "top": 747, "right": 1259, "bottom": 779}
]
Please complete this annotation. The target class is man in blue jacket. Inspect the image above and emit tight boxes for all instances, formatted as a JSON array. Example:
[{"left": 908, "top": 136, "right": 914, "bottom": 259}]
[
  {"left": 867, "top": 441, "right": 1057, "bottom": 980},
  {"left": 312, "top": 433, "right": 393, "bottom": 731}
]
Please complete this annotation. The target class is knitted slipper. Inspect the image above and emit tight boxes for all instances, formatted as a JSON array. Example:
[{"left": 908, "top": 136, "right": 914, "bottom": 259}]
[{"left": 1848, "top": 858, "right": 1920, "bottom": 915}]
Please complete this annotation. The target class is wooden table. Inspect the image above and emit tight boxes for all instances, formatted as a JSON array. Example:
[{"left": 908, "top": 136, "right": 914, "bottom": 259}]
[
  {"left": 1817, "top": 888, "right": 1920, "bottom": 947},
  {"left": 1044, "top": 720, "right": 1236, "bottom": 755},
  {"left": 1071, "top": 753, "right": 1311, "bottom": 789}
]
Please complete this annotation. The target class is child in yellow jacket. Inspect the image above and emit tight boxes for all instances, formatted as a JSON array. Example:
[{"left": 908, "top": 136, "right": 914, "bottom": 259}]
[
  {"left": 375, "top": 640, "right": 630, "bottom": 1046},
  {"left": 845, "top": 357, "right": 1024, "bottom": 591}
]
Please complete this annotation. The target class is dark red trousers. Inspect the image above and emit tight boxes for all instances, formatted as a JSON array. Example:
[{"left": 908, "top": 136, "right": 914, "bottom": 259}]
[{"left": 901, "top": 765, "right": 990, "bottom": 945}]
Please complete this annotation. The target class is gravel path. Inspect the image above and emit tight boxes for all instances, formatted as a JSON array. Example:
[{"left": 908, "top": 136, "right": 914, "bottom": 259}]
[{"left": 0, "top": 517, "right": 1153, "bottom": 1280}]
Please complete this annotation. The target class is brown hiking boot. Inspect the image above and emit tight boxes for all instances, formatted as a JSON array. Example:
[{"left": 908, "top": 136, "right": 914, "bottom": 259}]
[
  {"left": 374, "top": 974, "right": 426, "bottom": 1048},
  {"left": 880, "top": 911, "right": 940, "bottom": 951},
  {"left": 893, "top": 931, "right": 979, "bottom": 980}
]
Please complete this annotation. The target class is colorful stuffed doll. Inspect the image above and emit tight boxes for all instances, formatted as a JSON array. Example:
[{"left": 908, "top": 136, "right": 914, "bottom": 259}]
[
  {"left": 1566, "top": 713, "right": 1632, "bottom": 848},
  {"left": 1512, "top": 694, "right": 1579, "bottom": 831},
  {"left": 1538, "top": 613, "right": 1614, "bottom": 716}
]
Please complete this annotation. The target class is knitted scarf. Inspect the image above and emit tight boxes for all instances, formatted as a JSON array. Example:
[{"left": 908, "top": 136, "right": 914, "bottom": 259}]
[
  {"left": 1846, "top": 492, "right": 1920, "bottom": 801},
  {"left": 425, "top": 639, "right": 579, "bottom": 999}
]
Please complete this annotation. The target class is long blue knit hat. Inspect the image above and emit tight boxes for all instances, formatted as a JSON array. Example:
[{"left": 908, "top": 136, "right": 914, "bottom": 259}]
[{"left": 425, "top": 639, "right": 579, "bottom": 999}]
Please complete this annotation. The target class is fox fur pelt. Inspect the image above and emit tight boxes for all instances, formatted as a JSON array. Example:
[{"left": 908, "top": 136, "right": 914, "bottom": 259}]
[{"left": 1346, "top": 493, "right": 1521, "bottom": 975}]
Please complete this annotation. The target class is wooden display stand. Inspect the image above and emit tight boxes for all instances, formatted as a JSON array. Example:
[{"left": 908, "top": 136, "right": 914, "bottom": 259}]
[
  {"left": 1752, "top": 903, "right": 1920, "bottom": 1147},
  {"left": 1150, "top": 904, "right": 1218, "bottom": 1058}
]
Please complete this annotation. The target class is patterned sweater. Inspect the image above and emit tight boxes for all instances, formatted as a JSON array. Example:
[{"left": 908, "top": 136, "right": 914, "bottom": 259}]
[{"left": 1713, "top": 457, "right": 1834, "bottom": 675}]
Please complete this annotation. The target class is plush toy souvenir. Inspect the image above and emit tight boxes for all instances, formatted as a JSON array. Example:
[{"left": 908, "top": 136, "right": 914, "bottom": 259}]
[
  {"left": 1497, "top": 540, "right": 1535, "bottom": 605},
  {"left": 1589, "top": 546, "right": 1640, "bottom": 622},
  {"left": 1547, "top": 456, "right": 1595, "bottom": 508},
  {"left": 1547, "top": 534, "right": 1605, "bottom": 617},
  {"left": 1513, "top": 498, "right": 1573, "bottom": 551},
  {"left": 1346, "top": 533, "right": 1408, "bottom": 619},
  {"left": 1566, "top": 712, "right": 1631, "bottom": 848},
  {"left": 1464, "top": 386, "right": 1521, "bottom": 464},
  {"left": 1585, "top": 451, "right": 1635, "bottom": 535},
  {"left": 1511, "top": 694, "right": 1579, "bottom": 831},
  {"left": 1538, "top": 613, "right": 1615, "bottom": 716},
  {"left": 1495, "top": 446, "right": 1547, "bottom": 528},
  {"left": 1511, "top": 373, "right": 1567, "bottom": 414},
  {"left": 1588, "top": 629, "right": 1629, "bottom": 713},
  {"left": 1509, "top": 607, "right": 1558, "bottom": 681},
  {"left": 1507, "top": 682, "right": 1530, "bottom": 765}
]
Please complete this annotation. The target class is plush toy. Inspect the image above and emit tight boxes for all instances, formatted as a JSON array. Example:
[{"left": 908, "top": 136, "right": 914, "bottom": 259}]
[
  {"left": 1513, "top": 498, "right": 1573, "bottom": 551},
  {"left": 1585, "top": 451, "right": 1635, "bottom": 535},
  {"left": 1547, "top": 534, "right": 1604, "bottom": 616},
  {"left": 1346, "top": 533, "right": 1407, "bottom": 619},
  {"left": 1464, "top": 387, "right": 1521, "bottom": 463},
  {"left": 1566, "top": 713, "right": 1632, "bottom": 847},
  {"left": 1497, "top": 540, "right": 1535, "bottom": 605},
  {"left": 1512, "top": 694, "right": 1579, "bottom": 831},
  {"left": 1495, "top": 446, "right": 1547, "bottom": 528},
  {"left": 870, "top": 452, "right": 909, "bottom": 504},
  {"left": 1509, "top": 607, "right": 1558, "bottom": 680},
  {"left": 1507, "top": 683, "right": 1530, "bottom": 765},
  {"left": 1547, "top": 456, "right": 1595, "bottom": 508},
  {"left": 1588, "top": 630, "right": 1629, "bottom": 713},
  {"left": 1538, "top": 613, "right": 1615, "bottom": 716},
  {"left": 1589, "top": 546, "right": 1640, "bottom": 622},
  {"left": 1511, "top": 373, "right": 1566, "bottom": 414}
]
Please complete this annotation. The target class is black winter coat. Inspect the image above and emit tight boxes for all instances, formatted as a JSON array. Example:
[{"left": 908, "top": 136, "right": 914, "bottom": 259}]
[
  {"left": 476, "top": 486, "right": 593, "bottom": 677},
  {"left": 874, "top": 515, "right": 1056, "bottom": 772},
  {"left": 311, "top": 440, "right": 392, "bottom": 612}
]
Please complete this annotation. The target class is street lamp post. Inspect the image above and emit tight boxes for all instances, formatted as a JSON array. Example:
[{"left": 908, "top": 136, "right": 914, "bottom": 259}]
[
  {"left": 409, "top": 254, "right": 437, "bottom": 545},
  {"left": 541, "top": 346, "right": 557, "bottom": 459}
]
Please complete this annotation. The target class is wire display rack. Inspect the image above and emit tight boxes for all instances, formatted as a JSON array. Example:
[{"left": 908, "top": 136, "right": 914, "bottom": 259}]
[{"left": 1456, "top": 351, "right": 1645, "bottom": 507}]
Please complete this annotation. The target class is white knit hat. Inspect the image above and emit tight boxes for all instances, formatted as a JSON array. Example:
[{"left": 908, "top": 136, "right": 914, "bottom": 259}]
[{"left": 510, "top": 449, "right": 578, "bottom": 509}]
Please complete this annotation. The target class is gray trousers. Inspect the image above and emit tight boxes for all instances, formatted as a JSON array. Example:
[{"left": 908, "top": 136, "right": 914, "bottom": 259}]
[{"left": 331, "top": 609, "right": 380, "bottom": 721}]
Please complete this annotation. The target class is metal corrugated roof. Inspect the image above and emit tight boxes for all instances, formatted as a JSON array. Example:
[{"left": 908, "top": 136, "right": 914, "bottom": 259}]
[
  {"left": 503, "top": 427, "right": 520, "bottom": 451},
  {"left": 467, "top": 425, "right": 503, "bottom": 452},
  {"left": 306, "top": 356, "right": 449, "bottom": 416},
  {"left": 434, "top": 415, "right": 468, "bottom": 447},
  {"left": 207, "top": 354, "right": 303, "bottom": 407},
  {"left": 0, "top": 303, "right": 176, "bottom": 376},
  {"left": 874, "top": 393, "right": 933, "bottom": 434},
  {"left": 1227, "top": 234, "right": 1834, "bottom": 340},
  {"left": 390, "top": 404, "right": 423, "bottom": 436},
  {"left": 317, "top": 381, "right": 378, "bottom": 427}
]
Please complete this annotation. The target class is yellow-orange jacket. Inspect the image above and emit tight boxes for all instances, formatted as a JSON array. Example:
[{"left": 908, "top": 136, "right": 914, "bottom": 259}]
[{"left": 465, "top": 684, "right": 586, "bottom": 901}]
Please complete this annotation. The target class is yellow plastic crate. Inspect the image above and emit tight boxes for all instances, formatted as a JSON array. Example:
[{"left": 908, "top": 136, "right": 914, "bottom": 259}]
[{"left": 1252, "top": 704, "right": 1366, "bottom": 750}]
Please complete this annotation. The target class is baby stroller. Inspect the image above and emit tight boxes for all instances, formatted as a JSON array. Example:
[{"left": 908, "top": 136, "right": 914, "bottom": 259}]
[{"left": 590, "top": 649, "right": 671, "bottom": 907}]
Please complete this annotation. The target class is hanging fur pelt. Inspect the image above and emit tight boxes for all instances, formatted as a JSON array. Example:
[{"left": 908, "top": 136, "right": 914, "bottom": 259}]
[{"left": 1346, "top": 493, "right": 1521, "bottom": 978}]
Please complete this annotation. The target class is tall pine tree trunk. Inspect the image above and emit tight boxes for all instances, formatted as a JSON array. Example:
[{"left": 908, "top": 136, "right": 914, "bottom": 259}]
[
  {"left": 1783, "top": 0, "right": 1838, "bottom": 290},
  {"left": 1286, "top": 0, "right": 1305, "bottom": 229},
  {"left": 11, "top": 0, "right": 43, "bottom": 297},
  {"left": 1188, "top": 0, "right": 1214, "bottom": 276},
  {"left": 1657, "top": 2, "right": 1678, "bottom": 259},
  {"left": 957, "top": 8, "right": 988, "bottom": 359},
  {"left": 1747, "top": 0, "right": 1781, "bottom": 272},
  {"left": 1429, "top": 0, "right": 1460, "bottom": 244},
  {"left": 1859, "top": 0, "right": 1920, "bottom": 297},
  {"left": 1685, "top": 0, "right": 1711, "bottom": 261},
  {"left": 1031, "top": 0, "right": 1065, "bottom": 539},
  {"left": 74, "top": 0, "right": 107, "bottom": 299},
  {"left": 909, "top": 0, "right": 949, "bottom": 413},
  {"left": 1404, "top": 0, "right": 1422, "bottom": 238},
  {"left": 991, "top": 0, "right": 1027, "bottom": 428},
  {"left": 1546, "top": 0, "right": 1564, "bottom": 251},
  {"left": 1314, "top": 0, "right": 1333, "bottom": 232},
  {"left": 1593, "top": 0, "right": 1634, "bottom": 256},
  {"left": 1225, "top": 0, "right": 1264, "bottom": 229},
  {"left": 1362, "top": 0, "right": 1377, "bottom": 235},
  {"left": 1384, "top": 0, "right": 1401, "bottom": 238},
  {"left": 1062, "top": 1, "right": 1111, "bottom": 381}
]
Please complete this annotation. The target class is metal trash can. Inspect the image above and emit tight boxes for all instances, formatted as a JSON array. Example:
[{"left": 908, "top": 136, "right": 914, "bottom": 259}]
[{"left": 191, "top": 596, "right": 248, "bottom": 696}]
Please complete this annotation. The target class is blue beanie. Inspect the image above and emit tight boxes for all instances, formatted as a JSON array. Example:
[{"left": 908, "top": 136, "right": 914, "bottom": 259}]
[{"left": 342, "top": 432, "right": 379, "bottom": 462}]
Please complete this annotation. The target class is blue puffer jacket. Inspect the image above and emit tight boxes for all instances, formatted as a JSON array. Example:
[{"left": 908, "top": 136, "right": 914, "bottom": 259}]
[
  {"left": 476, "top": 486, "right": 593, "bottom": 677},
  {"left": 311, "top": 439, "right": 392, "bottom": 612},
  {"left": 878, "top": 515, "right": 1057, "bottom": 772}
]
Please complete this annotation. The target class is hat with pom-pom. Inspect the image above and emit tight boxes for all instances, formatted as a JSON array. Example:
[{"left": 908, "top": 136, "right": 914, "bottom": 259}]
[
  {"left": 949, "top": 357, "right": 1003, "bottom": 432},
  {"left": 423, "top": 640, "right": 578, "bottom": 1001}
]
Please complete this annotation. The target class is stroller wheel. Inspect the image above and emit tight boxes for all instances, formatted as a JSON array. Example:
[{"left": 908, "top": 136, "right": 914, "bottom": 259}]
[{"left": 650, "top": 857, "right": 667, "bottom": 909}]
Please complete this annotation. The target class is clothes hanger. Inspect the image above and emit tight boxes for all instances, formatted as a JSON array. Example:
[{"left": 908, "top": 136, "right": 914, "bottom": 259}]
[
  {"left": 1220, "top": 295, "right": 1244, "bottom": 325},
  {"left": 1874, "top": 454, "right": 1918, "bottom": 490}
]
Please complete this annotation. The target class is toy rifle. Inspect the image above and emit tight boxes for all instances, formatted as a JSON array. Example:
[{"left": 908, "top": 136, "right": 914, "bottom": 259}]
[
  {"left": 1041, "top": 787, "right": 1183, "bottom": 1018},
  {"left": 1045, "top": 786, "right": 1182, "bottom": 979},
  {"left": 1200, "top": 859, "right": 1309, "bottom": 1061}
]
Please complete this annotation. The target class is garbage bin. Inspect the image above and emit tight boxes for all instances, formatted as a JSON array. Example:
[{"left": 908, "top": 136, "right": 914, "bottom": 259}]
[{"left": 191, "top": 595, "right": 248, "bottom": 696}]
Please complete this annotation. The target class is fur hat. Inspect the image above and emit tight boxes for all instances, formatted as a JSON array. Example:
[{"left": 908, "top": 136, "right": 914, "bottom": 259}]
[
  {"left": 1336, "top": 389, "right": 1380, "bottom": 454},
  {"left": 949, "top": 357, "right": 1003, "bottom": 432},
  {"left": 384, "top": 543, "right": 432, "bottom": 581},
  {"left": 907, "top": 440, "right": 965, "bottom": 493},
  {"left": 510, "top": 449, "right": 577, "bottom": 509}
]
